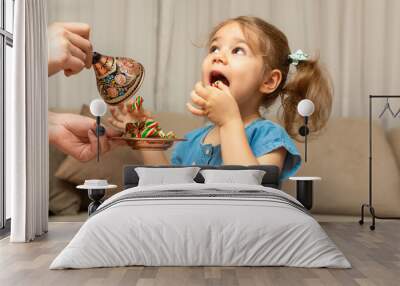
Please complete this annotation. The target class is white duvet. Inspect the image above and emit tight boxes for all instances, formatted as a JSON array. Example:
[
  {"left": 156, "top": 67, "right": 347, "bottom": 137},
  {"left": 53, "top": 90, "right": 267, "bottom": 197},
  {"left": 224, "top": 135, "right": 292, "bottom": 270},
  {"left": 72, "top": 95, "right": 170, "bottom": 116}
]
[{"left": 50, "top": 183, "right": 351, "bottom": 269}]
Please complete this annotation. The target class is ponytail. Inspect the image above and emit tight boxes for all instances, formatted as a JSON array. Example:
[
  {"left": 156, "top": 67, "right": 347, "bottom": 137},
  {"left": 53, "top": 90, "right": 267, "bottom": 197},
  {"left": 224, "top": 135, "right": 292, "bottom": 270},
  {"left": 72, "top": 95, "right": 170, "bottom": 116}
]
[{"left": 280, "top": 57, "right": 333, "bottom": 141}]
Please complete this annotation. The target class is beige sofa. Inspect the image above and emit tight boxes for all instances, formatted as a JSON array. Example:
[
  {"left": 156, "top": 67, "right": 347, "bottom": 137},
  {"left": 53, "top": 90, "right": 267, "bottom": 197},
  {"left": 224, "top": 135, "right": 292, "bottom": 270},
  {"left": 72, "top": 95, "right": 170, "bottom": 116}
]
[{"left": 49, "top": 107, "right": 400, "bottom": 217}]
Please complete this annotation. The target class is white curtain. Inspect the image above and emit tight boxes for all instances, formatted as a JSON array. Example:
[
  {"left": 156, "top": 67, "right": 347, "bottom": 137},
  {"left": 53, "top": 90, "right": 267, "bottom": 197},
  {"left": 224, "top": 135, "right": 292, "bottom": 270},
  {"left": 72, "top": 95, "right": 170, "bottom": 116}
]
[
  {"left": 7, "top": 0, "right": 49, "bottom": 242},
  {"left": 47, "top": 0, "right": 400, "bottom": 128}
]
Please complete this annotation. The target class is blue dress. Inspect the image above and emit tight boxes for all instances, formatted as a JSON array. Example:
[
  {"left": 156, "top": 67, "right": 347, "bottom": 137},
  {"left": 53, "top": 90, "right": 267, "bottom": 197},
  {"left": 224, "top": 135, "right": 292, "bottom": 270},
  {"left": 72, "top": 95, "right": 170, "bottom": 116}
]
[{"left": 171, "top": 118, "right": 301, "bottom": 180}]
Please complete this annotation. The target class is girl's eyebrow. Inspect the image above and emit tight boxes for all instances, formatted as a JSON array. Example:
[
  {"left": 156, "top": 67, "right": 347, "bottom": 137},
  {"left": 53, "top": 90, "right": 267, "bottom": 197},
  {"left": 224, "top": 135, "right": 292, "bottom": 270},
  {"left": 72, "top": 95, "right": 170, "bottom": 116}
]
[{"left": 210, "top": 36, "right": 249, "bottom": 46}]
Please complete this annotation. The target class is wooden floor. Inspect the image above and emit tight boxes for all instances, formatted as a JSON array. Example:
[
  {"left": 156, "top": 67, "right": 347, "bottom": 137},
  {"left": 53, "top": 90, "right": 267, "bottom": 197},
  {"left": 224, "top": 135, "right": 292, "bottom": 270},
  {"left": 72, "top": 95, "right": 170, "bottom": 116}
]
[{"left": 0, "top": 218, "right": 399, "bottom": 286}]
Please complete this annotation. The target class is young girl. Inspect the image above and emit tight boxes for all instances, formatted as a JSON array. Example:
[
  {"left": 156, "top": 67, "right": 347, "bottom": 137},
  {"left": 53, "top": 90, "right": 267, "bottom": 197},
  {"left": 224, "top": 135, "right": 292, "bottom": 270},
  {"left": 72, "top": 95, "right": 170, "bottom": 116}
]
[{"left": 108, "top": 16, "right": 332, "bottom": 180}]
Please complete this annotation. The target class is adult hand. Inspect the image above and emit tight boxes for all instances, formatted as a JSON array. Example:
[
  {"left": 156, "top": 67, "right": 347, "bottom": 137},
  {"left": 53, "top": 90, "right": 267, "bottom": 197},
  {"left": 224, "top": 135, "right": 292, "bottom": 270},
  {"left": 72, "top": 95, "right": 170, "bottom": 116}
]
[
  {"left": 187, "top": 81, "right": 241, "bottom": 127},
  {"left": 49, "top": 112, "right": 124, "bottom": 162},
  {"left": 48, "top": 22, "right": 93, "bottom": 77}
]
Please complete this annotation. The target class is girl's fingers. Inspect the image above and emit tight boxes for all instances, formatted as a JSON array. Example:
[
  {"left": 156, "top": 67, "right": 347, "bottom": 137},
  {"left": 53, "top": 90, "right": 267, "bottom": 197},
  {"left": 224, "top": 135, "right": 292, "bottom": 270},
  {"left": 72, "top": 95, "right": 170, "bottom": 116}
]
[
  {"left": 117, "top": 102, "right": 128, "bottom": 115},
  {"left": 125, "top": 101, "right": 133, "bottom": 113},
  {"left": 110, "top": 107, "right": 128, "bottom": 123},
  {"left": 213, "top": 80, "right": 231, "bottom": 95},
  {"left": 144, "top": 110, "right": 152, "bottom": 118},
  {"left": 105, "top": 125, "right": 124, "bottom": 137},
  {"left": 107, "top": 116, "right": 125, "bottom": 130},
  {"left": 122, "top": 104, "right": 128, "bottom": 115},
  {"left": 191, "top": 90, "right": 207, "bottom": 108},
  {"left": 194, "top": 81, "right": 210, "bottom": 100},
  {"left": 186, "top": 102, "right": 206, "bottom": 116}
]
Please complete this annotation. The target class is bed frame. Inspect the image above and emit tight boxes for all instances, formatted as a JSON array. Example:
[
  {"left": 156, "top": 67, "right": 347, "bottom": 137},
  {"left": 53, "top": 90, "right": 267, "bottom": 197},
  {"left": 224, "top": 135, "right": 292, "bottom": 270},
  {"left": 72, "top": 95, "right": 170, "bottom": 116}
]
[{"left": 123, "top": 165, "right": 281, "bottom": 189}]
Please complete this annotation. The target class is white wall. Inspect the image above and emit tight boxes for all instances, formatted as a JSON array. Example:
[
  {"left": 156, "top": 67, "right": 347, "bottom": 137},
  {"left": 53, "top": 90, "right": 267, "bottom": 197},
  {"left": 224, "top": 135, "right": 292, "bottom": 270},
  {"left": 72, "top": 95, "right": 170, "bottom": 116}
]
[{"left": 47, "top": 0, "right": 400, "bottom": 127}]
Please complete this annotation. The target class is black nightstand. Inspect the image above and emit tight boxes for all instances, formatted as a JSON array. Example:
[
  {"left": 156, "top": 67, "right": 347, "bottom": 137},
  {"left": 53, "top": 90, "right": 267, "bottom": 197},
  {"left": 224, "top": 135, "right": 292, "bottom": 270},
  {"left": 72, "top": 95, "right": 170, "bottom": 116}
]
[
  {"left": 77, "top": 180, "right": 117, "bottom": 215},
  {"left": 289, "top": 177, "right": 321, "bottom": 210}
]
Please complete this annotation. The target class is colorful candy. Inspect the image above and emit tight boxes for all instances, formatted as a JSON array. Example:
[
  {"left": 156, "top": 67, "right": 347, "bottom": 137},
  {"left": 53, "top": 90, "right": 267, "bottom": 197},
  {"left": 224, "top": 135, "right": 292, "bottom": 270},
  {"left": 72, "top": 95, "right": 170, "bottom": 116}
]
[
  {"left": 144, "top": 119, "right": 159, "bottom": 129},
  {"left": 124, "top": 96, "right": 176, "bottom": 140},
  {"left": 125, "top": 122, "right": 136, "bottom": 133},
  {"left": 140, "top": 127, "right": 159, "bottom": 138},
  {"left": 130, "top": 95, "right": 144, "bottom": 111},
  {"left": 165, "top": 131, "right": 176, "bottom": 139}
]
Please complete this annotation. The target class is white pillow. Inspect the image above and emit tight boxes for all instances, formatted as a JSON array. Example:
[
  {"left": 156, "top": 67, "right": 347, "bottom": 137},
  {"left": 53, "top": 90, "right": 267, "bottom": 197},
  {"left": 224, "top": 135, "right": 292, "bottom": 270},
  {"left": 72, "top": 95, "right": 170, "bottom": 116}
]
[
  {"left": 200, "top": 169, "right": 266, "bottom": 185},
  {"left": 135, "top": 167, "right": 200, "bottom": 186}
]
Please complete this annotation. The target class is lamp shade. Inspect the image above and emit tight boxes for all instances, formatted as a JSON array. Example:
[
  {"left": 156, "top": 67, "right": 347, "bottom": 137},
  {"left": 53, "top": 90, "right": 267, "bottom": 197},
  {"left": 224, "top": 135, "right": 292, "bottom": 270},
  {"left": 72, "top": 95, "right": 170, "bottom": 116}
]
[
  {"left": 297, "top": 99, "right": 315, "bottom": 117},
  {"left": 90, "top": 99, "right": 107, "bottom": 117}
]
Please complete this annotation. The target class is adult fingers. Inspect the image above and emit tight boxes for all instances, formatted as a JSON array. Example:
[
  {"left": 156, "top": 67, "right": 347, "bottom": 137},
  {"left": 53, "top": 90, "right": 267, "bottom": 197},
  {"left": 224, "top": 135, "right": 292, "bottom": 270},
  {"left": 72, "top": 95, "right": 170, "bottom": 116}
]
[
  {"left": 67, "top": 40, "right": 87, "bottom": 64},
  {"left": 186, "top": 102, "right": 206, "bottom": 116},
  {"left": 85, "top": 129, "right": 98, "bottom": 161},
  {"left": 87, "top": 128, "right": 110, "bottom": 157},
  {"left": 105, "top": 125, "right": 124, "bottom": 137},
  {"left": 63, "top": 55, "right": 85, "bottom": 76},
  {"left": 65, "top": 31, "right": 93, "bottom": 68},
  {"left": 60, "top": 22, "right": 91, "bottom": 39},
  {"left": 98, "top": 132, "right": 111, "bottom": 155},
  {"left": 102, "top": 124, "right": 126, "bottom": 148},
  {"left": 66, "top": 31, "right": 92, "bottom": 55},
  {"left": 64, "top": 69, "right": 73, "bottom": 77},
  {"left": 85, "top": 49, "right": 93, "bottom": 69},
  {"left": 109, "top": 137, "right": 127, "bottom": 148}
]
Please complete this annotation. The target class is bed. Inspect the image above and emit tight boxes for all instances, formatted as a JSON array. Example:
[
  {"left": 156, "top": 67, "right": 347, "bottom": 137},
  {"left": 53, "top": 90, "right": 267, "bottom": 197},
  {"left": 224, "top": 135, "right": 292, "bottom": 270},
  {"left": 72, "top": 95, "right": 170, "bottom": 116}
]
[{"left": 50, "top": 165, "right": 350, "bottom": 269}]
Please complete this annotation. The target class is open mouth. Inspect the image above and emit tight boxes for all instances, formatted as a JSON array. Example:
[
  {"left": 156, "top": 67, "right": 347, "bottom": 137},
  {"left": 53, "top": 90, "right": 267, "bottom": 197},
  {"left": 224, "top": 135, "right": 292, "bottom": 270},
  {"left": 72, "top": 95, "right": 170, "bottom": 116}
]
[{"left": 209, "top": 71, "right": 230, "bottom": 87}]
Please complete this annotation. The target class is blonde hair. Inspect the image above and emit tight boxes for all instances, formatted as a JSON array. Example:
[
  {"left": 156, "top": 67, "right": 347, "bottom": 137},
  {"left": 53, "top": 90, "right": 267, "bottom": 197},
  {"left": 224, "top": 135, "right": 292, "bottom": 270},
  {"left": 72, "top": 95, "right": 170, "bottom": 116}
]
[{"left": 208, "top": 16, "right": 332, "bottom": 141}]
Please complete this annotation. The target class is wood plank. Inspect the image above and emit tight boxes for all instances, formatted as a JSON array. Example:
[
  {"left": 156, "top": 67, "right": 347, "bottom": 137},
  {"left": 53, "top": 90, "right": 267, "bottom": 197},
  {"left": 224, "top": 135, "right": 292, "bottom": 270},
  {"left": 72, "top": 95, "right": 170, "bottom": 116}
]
[{"left": 0, "top": 220, "right": 399, "bottom": 286}]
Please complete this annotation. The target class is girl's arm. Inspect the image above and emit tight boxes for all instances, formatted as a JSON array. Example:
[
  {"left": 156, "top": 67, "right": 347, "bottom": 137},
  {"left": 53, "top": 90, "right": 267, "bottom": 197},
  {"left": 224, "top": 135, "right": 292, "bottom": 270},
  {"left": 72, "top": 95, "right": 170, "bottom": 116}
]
[
  {"left": 140, "top": 150, "right": 170, "bottom": 165},
  {"left": 219, "top": 120, "right": 286, "bottom": 171},
  {"left": 188, "top": 81, "right": 286, "bottom": 171}
]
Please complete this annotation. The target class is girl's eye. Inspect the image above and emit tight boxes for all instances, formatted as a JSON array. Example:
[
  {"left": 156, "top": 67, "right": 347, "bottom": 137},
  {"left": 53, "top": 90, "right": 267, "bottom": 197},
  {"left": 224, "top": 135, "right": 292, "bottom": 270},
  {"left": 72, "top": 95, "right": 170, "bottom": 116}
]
[
  {"left": 232, "top": 47, "right": 245, "bottom": 55},
  {"left": 209, "top": 45, "right": 219, "bottom": 54}
]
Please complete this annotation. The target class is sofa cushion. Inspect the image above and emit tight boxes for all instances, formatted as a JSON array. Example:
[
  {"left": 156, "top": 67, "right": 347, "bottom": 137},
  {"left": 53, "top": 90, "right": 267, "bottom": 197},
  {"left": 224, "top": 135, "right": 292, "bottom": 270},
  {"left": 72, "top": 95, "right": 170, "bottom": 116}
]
[
  {"left": 387, "top": 127, "right": 400, "bottom": 169},
  {"left": 282, "top": 118, "right": 400, "bottom": 216},
  {"left": 49, "top": 144, "right": 81, "bottom": 215}
]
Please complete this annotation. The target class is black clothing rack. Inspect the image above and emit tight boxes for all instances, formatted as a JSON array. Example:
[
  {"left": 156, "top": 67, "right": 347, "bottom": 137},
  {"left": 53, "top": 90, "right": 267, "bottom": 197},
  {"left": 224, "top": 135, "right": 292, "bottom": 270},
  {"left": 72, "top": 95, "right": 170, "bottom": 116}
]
[{"left": 359, "top": 95, "right": 400, "bottom": 230}]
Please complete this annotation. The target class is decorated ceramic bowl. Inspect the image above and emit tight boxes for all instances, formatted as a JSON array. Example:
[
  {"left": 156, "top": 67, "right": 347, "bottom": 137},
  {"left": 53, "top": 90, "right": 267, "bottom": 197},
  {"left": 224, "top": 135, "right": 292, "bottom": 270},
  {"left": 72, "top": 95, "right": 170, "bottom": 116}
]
[{"left": 92, "top": 52, "right": 145, "bottom": 105}]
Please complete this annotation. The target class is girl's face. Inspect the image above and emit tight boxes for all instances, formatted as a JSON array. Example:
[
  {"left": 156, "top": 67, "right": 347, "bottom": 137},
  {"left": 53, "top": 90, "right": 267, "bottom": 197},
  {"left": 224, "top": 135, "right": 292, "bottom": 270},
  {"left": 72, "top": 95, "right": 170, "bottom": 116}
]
[{"left": 202, "top": 22, "right": 266, "bottom": 106}]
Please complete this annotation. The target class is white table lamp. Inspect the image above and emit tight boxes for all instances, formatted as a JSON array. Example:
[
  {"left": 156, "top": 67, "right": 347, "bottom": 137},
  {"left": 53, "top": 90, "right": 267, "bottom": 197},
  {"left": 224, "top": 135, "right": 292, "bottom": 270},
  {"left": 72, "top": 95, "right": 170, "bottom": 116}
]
[
  {"left": 90, "top": 99, "right": 107, "bottom": 162},
  {"left": 297, "top": 99, "right": 315, "bottom": 162}
]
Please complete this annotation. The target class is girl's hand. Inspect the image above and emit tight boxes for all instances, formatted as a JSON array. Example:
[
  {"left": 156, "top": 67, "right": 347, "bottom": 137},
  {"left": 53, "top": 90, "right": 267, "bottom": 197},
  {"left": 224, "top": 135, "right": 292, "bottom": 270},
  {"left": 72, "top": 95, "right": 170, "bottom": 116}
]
[
  {"left": 107, "top": 98, "right": 152, "bottom": 131},
  {"left": 187, "top": 81, "right": 241, "bottom": 127}
]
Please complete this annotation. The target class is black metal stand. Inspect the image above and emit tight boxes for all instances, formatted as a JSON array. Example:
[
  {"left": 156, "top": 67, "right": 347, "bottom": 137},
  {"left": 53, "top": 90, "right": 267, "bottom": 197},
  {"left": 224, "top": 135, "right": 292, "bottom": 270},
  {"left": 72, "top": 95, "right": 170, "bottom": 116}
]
[
  {"left": 87, "top": 189, "right": 106, "bottom": 216},
  {"left": 359, "top": 95, "right": 400, "bottom": 231},
  {"left": 296, "top": 181, "right": 313, "bottom": 210}
]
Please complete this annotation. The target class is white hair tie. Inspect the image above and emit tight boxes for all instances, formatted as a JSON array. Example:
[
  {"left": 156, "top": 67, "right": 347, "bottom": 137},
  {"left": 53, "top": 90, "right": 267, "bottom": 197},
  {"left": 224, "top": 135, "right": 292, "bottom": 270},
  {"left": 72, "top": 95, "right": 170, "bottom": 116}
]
[{"left": 288, "top": 49, "right": 309, "bottom": 66}]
